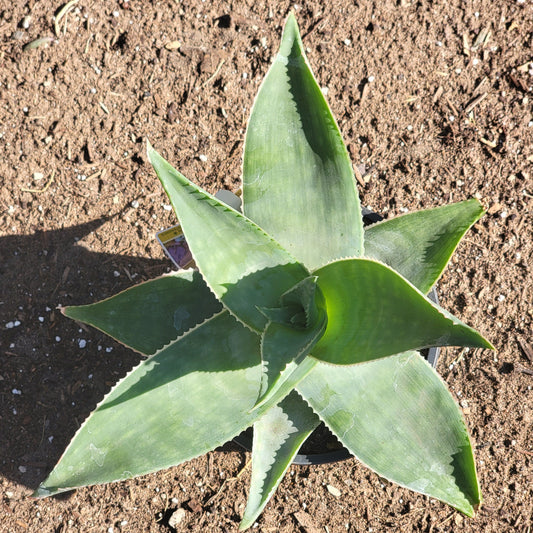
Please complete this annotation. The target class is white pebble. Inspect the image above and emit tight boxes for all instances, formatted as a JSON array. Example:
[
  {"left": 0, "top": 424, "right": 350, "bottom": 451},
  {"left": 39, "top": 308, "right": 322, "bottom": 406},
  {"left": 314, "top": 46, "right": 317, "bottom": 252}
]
[
  {"left": 449, "top": 115, "right": 455, "bottom": 122},
  {"left": 497, "top": 294, "right": 505, "bottom": 302},
  {"left": 18, "top": 466, "right": 27, "bottom": 473},
  {"left": 112, "top": 10, "right": 120, "bottom": 17},
  {"left": 199, "top": 154, "right": 208, "bottom": 162},
  {"left": 38, "top": 316, "right": 44, "bottom": 323},
  {"left": 48, "top": 436, "right": 54, "bottom": 443},
  {"left": 79, "top": 339, "right": 87, "bottom": 348},
  {"left": 367, "top": 75, "right": 375, "bottom": 83},
  {"left": 113, "top": 271, "right": 120, "bottom": 277},
  {"left": 55, "top": 336, "right": 61, "bottom": 342},
  {"left": 326, "top": 484, "right": 341, "bottom": 497},
  {"left": 163, "top": 204, "right": 172, "bottom": 211},
  {"left": 343, "top": 38, "right": 351, "bottom": 46},
  {"left": 12, "top": 389, "right": 22, "bottom": 395},
  {"left": 106, "top": 347, "right": 113, "bottom": 353},
  {"left": 131, "top": 200, "right": 139, "bottom": 208}
]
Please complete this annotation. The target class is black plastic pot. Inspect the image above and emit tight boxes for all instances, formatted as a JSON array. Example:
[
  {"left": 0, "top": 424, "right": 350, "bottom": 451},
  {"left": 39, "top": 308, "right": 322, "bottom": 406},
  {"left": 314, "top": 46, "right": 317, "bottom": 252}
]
[{"left": 233, "top": 208, "right": 441, "bottom": 465}]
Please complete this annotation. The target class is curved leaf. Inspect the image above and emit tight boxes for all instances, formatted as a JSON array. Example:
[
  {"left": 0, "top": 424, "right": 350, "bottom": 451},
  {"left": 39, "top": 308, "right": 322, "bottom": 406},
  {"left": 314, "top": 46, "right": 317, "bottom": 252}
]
[
  {"left": 313, "top": 258, "right": 492, "bottom": 364},
  {"left": 240, "top": 391, "right": 319, "bottom": 530},
  {"left": 365, "top": 199, "right": 485, "bottom": 293},
  {"left": 148, "top": 145, "right": 308, "bottom": 332},
  {"left": 297, "top": 352, "right": 481, "bottom": 516},
  {"left": 242, "top": 13, "right": 363, "bottom": 271},
  {"left": 63, "top": 270, "right": 221, "bottom": 355},
  {"left": 35, "top": 311, "right": 262, "bottom": 497},
  {"left": 254, "top": 276, "right": 327, "bottom": 409}
]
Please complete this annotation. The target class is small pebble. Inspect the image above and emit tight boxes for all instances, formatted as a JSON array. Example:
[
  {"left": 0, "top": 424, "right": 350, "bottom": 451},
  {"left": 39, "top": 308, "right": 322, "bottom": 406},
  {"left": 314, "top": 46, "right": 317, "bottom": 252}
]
[
  {"left": 79, "top": 339, "right": 87, "bottom": 349},
  {"left": 12, "top": 389, "right": 22, "bottom": 395},
  {"left": 367, "top": 75, "right": 375, "bottom": 83},
  {"left": 38, "top": 316, "right": 44, "bottom": 322},
  {"left": 55, "top": 336, "right": 61, "bottom": 342},
  {"left": 33, "top": 172, "right": 44, "bottom": 180},
  {"left": 326, "top": 484, "right": 341, "bottom": 497},
  {"left": 199, "top": 154, "right": 208, "bottom": 162},
  {"left": 131, "top": 200, "right": 139, "bottom": 208},
  {"left": 18, "top": 466, "right": 27, "bottom": 473},
  {"left": 113, "top": 271, "right": 120, "bottom": 277},
  {"left": 163, "top": 204, "right": 172, "bottom": 211},
  {"left": 168, "top": 508, "right": 187, "bottom": 528}
]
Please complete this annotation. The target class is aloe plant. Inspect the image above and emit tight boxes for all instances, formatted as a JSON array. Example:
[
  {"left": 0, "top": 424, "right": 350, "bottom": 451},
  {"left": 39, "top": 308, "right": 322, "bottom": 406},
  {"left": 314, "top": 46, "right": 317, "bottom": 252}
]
[{"left": 36, "top": 14, "right": 493, "bottom": 529}]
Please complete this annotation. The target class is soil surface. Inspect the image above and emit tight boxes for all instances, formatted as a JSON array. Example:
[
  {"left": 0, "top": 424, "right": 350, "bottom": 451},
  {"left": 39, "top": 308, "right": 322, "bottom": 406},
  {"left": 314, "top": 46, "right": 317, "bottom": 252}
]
[{"left": 1, "top": 1, "right": 532, "bottom": 532}]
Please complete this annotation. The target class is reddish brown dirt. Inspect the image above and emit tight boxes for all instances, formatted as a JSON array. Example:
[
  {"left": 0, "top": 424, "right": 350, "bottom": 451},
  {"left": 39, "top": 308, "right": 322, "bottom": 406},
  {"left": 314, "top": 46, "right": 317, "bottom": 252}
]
[{"left": 1, "top": 1, "right": 532, "bottom": 531}]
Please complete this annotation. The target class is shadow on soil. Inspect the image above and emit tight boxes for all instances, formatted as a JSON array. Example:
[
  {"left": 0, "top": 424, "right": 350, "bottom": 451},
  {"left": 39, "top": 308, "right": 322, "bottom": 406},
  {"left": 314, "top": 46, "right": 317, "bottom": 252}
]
[{"left": 0, "top": 216, "right": 174, "bottom": 492}]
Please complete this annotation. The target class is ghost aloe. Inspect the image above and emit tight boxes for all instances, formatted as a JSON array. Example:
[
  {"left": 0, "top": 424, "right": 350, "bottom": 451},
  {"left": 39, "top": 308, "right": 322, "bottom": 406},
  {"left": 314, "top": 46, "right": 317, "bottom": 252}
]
[{"left": 36, "top": 13, "right": 492, "bottom": 530}]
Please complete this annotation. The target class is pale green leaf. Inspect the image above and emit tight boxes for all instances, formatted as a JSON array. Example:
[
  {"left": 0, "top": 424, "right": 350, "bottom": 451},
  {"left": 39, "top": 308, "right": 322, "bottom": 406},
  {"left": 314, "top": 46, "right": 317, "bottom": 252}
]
[
  {"left": 63, "top": 270, "right": 221, "bottom": 355},
  {"left": 297, "top": 352, "right": 481, "bottom": 516},
  {"left": 240, "top": 391, "right": 319, "bottom": 530},
  {"left": 35, "top": 311, "right": 262, "bottom": 497},
  {"left": 313, "top": 258, "right": 493, "bottom": 364},
  {"left": 148, "top": 145, "right": 308, "bottom": 332},
  {"left": 243, "top": 13, "right": 363, "bottom": 271},
  {"left": 365, "top": 199, "right": 485, "bottom": 293},
  {"left": 253, "top": 277, "right": 326, "bottom": 410}
]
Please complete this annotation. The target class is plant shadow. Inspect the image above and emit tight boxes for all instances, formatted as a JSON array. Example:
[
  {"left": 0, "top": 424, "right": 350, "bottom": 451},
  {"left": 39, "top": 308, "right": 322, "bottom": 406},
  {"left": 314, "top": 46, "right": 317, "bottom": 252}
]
[{"left": 0, "top": 215, "right": 171, "bottom": 492}]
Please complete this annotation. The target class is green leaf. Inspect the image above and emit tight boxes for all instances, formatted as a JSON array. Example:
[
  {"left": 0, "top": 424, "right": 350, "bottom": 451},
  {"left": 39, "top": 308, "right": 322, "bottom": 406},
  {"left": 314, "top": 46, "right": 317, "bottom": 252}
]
[
  {"left": 35, "top": 311, "right": 263, "bottom": 497},
  {"left": 313, "top": 258, "right": 493, "bottom": 364},
  {"left": 365, "top": 199, "right": 485, "bottom": 293},
  {"left": 242, "top": 12, "right": 363, "bottom": 271},
  {"left": 297, "top": 352, "right": 481, "bottom": 516},
  {"left": 253, "top": 277, "right": 327, "bottom": 410},
  {"left": 240, "top": 391, "right": 319, "bottom": 530},
  {"left": 63, "top": 270, "right": 222, "bottom": 355},
  {"left": 148, "top": 145, "right": 309, "bottom": 332}
]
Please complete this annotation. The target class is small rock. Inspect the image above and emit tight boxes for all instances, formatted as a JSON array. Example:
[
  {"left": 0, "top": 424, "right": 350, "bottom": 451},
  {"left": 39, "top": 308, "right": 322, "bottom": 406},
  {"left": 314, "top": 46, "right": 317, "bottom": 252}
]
[
  {"left": 168, "top": 508, "right": 187, "bottom": 528},
  {"left": 33, "top": 172, "right": 44, "bottom": 180},
  {"left": 326, "top": 484, "right": 341, "bottom": 497}
]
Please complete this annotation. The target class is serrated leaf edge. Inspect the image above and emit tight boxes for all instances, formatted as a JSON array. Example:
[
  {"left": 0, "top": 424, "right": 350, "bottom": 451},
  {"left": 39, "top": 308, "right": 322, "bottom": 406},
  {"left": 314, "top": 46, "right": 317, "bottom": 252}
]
[{"left": 295, "top": 355, "right": 481, "bottom": 516}]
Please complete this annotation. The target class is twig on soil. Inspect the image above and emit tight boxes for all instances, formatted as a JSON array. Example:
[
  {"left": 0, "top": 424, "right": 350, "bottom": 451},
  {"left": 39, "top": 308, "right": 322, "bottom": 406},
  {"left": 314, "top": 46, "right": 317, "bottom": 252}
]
[
  {"left": 517, "top": 337, "right": 533, "bottom": 363},
  {"left": 465, "top": 92, "right": 488, "bottom": 115},
  {"left": 205, "top": 458, "right": 251, "bottom": 507},
  {"left": 514, "top": 447, "right": 533, "bottom": 457},
  {"left": 202, "top": 59, "right": 225, "bottom": 87},
  {"left": 54, "top": 0, "right": 80, "bottom": 38},
  {"left": 84, "top": 34, "right": 93, "bottom": 54},
  {"left": 434, "top": 512, "right": 455, "bottom": 529},
  {"left": 20, "top": 170, "right": 55, "bottom": 193},
  {"left": 514, "top": 363, "right": 533, "bottom": 376}
]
